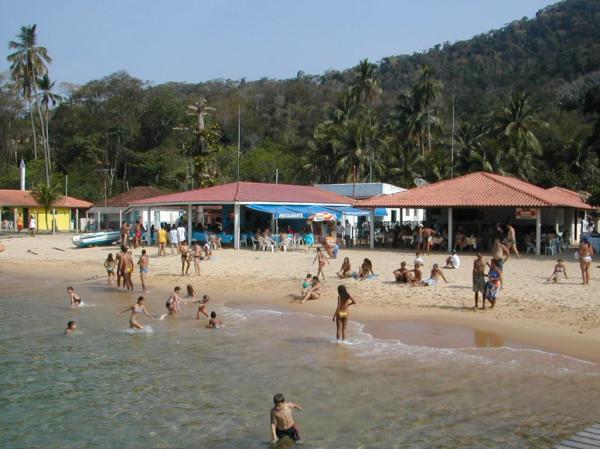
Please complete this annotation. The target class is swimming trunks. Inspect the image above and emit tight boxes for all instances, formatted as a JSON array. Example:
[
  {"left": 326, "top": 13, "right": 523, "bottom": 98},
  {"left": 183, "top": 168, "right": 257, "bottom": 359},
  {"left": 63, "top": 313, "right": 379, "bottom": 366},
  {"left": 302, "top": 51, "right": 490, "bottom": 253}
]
[
  {"left": 140, "top": 267, "right": 149, "bottom": 274},
  {"left": 276, "top": 425, "right": 300, "bottom": 442},
  {"left": 424, "top": 278, "right": 436, "bottom": 286},
  {"left": 473, "top": 274, "right": 486, "bottom": 294}
]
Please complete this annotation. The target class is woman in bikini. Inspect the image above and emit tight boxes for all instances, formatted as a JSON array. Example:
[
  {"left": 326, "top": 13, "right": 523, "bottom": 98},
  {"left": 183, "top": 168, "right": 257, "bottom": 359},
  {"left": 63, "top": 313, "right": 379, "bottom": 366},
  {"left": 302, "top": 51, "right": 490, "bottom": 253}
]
[
  {"left": 579, "top": 240, "right": 594, "bottom": 285},
  {"left": 121, "top": 296, "right": 154, "bottom": 329},
  {"left": 301, "top": 276, "right": 321, "bottom": 302},
  {"left": 332, "top": 285, "right": 356, "bottom": 341},
  {"left": 337, "top": 257, "right": 352, "bottom": 279},
  {"left": 180, "top": 240, "right": 191, "bottom": 276},
  {"left": 104, "top": 253, "right": 115, "bottom": 285},
  {"left": 313, "top": 247, "right": 329, "bottom": 280},
  {"left": 357, "top": 258, "right": 374, "bottom": 280},
  {"left": 192, "top": 241, "right": 202, "bottom": 276}
]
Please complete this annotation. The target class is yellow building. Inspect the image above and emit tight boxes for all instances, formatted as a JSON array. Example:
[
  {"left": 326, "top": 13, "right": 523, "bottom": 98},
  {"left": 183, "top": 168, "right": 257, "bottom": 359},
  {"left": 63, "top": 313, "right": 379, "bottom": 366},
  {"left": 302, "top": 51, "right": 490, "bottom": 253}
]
[{"left": 0, "top": 190, "right": 92, "bottom": 232}]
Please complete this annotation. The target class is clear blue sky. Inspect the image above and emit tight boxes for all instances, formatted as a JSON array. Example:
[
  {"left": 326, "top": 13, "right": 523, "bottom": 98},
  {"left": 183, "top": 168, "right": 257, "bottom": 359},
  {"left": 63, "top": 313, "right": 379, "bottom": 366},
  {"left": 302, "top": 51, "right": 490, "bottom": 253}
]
[{"left": 1, "top": 0, "right": 557, "bottom": 86}]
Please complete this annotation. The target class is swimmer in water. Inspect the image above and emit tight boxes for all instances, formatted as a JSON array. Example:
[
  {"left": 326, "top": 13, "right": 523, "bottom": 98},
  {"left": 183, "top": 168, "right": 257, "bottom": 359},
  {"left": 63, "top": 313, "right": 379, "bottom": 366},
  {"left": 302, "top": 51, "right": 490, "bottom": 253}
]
[
  {"left": 65, "top": 320, "right": 77, "bottom": 335},
  {"left": 332, "top": 285, "right": 356, "bottom": 341},
  {"left": 66, "top": 286, "right": 82, "bottom": 308},
  {"left": 186, "top": 286, "right": 209, "bottom": 319},
  {"left": 270, "top": 393, "right": 302, "bottom": 444},
  {"left": 165, "top": 286, "right": 183, "bottom": 316},
  {"left": 121, "top": 296, "right": 154, "bottom": 329},
  {"left": 206, "top": 311, "right": 222, "bottom": 328}
]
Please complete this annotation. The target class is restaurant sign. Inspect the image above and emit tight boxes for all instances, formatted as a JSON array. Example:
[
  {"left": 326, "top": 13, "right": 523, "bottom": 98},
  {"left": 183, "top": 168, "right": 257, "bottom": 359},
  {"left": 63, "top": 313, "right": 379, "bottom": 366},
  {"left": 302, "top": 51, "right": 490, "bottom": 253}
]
[{"left": 515, "top": 207, "right": 539, "bottom": 220}]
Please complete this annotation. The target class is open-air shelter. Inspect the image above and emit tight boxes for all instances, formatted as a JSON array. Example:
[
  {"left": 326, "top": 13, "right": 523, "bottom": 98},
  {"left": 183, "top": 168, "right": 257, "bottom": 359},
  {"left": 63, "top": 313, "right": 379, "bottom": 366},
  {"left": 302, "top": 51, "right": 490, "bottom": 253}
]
[
  {"left": 131, "top": 181, "right": 366, "bottom": 249},
  {"left": 354, "top": 172, "right": 594, "bottom": 255}
]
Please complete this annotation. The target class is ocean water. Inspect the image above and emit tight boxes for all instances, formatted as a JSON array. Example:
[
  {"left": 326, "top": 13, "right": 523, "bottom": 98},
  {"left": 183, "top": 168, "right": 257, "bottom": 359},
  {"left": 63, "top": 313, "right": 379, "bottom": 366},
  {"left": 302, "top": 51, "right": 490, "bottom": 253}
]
[{"left": 1, "top": 274, "right": 600, "bottom": 449}]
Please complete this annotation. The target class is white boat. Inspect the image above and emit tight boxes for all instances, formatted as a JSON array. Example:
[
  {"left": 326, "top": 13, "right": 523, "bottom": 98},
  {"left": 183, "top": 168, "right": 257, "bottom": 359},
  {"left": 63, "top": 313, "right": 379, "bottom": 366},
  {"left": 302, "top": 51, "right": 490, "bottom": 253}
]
[{"left": 72, "top": 231, "right": 121, "bottom": 248}]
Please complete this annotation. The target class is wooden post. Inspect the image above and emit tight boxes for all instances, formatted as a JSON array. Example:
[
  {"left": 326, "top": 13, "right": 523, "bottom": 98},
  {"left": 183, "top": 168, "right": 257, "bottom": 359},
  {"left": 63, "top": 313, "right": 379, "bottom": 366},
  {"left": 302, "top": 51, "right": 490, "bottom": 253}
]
[
  {"left": 233, "top": 202, "right": 240, "bottom": 250},
  {"left": 369, "top": 209, "right": 375, "bottom": 249}
]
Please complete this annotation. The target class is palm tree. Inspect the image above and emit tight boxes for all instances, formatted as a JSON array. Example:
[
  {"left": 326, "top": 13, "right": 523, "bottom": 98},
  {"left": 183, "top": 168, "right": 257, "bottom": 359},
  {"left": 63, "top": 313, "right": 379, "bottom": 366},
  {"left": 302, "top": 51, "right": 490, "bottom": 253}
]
[
  {"left": 37, "top": 74, "right": 62, "bottom": 174},
  {"left": 7, "top": 25, "right": 52, "bottom": 184},
  {"left": 495, "top": 91, "right": 548, "bottom": 179},
  {"left": 31, "top": 182, "right": 61, "bottom": 233},
  {"left": 351, "top": 59, "right": 381, "bottom": 105},
  {"left": 414, "top": 65, "right": 442, "bottom": 153}
]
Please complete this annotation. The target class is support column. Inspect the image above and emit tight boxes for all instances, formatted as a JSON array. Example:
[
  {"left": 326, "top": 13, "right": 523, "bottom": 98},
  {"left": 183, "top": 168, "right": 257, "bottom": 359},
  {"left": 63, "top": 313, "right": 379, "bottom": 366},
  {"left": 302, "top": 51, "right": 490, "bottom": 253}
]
[
  {"left": 14, "top": 207, "right": 18, "bottom": 232},
  {"left": 119, "top": 209, "right": 123, "bottom": 228},
  {"left": 233, "top": 202, "right": 241, "bottom": 250},
  {"left": 187, "top": 204, "right": 193, "bottom": 244},
  {"left": 369, "top": 209, "right": 375, "bottom": 249},
  {"left": 448, "top": 207, "right": 453, "bottom": 252},
  {"left": 52, "top": 208, "right": 56, "bottom": 234},
  {"left": 554, "top": 209, "right": 560, "bottom": 235},
  {"left": 535, "top": 208, "right": 541, "bottom": 256},
  {"left": 97, "top": 210, "right": 101, "bottom": 231},
  {"left": 76, "top": 209, "right": 79, "bottom": 233}
]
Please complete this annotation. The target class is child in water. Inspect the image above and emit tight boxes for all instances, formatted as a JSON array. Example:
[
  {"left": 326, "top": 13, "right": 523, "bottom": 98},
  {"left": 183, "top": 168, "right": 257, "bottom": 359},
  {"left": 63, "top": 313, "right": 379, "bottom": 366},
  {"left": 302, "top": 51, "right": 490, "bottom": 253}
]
[
  {"left": 206, "top": 311, "right": 222, "bottom": 328},
  {"left": 548, "top": 259, "right": 568, "bottom": 283},
  {"left": 270, "top": 393, "right": 302, "bottom": 444},
  {"left": 66, "top": 286, "right": 82, "bottom": 308},
  {"left": 104, "top": 253, "right": 115, "bottom": 285},
  {"left": 65, "top": 320, "right": 77, "bottom": 335}
]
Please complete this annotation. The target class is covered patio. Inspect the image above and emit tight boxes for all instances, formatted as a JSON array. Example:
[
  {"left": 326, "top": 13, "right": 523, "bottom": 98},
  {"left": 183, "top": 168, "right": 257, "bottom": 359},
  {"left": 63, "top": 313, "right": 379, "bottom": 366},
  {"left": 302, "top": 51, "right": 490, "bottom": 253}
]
[
  {"left": 355, "top": 172, "right": 594, "bottom": 255},
  {"left": 131, "top": 181, "right": 360, "bottom": 249}
]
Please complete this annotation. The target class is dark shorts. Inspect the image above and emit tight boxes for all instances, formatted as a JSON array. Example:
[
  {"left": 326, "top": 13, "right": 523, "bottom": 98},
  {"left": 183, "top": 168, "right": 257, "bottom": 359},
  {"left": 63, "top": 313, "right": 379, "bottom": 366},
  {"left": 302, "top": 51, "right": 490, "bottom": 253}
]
[
  {"left": 473, "top": 275, "right": 486, "bottom": 294},
  {"left": 276, "top": 425, "right": 300, "bottom": 442}
]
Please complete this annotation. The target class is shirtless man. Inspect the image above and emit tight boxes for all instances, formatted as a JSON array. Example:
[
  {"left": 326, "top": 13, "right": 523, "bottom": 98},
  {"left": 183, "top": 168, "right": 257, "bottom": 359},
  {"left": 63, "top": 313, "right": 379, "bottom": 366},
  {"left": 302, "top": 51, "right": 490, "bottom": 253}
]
[
  {"left": 421, "top": 227, "right": 437, "bottom": 254},
  {"left": 124, "top": 250, "right": 135, "bottom": 291},
  {"left": 505, "top": 223, "right": 519, "bottom": 259},
  {"left": 180, "top": 240, "right": 191, "bottom": 276},
  {"left": 133, "top": 220, "right": 143, "bottom": 249},
  {"left": 472, "top": 252, "right": 486, "bottom": 308},
  {"left": 420, "top": 263, "right": 448, "bottom": 286},
  {"left": 115, "top": 245, "right": 127, "bottom": 289},
  {"left": 191, "top": 241, "right": 202, "bottom": 276},
  {"left": 120, "top": 222, "right": 130, "bottom": 247},
  {"left": 138, "top": 249, "right": 149, "bottom": 292},
  {"left": 491, "top": 239, "right": 509, "bottom": 273},
  {"left": 270, "top": 393, "right": 302, "bottom": 444},
  {"left": 409, "top": 263, "right": 423, "bottom": 286}
]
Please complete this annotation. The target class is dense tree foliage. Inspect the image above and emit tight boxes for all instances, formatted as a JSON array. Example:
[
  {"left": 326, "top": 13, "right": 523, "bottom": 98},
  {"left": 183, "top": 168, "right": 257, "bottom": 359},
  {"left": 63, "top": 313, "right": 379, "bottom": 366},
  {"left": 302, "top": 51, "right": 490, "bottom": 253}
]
[{"left": 2, "top": 0, "right": 600, "bottom": 201}]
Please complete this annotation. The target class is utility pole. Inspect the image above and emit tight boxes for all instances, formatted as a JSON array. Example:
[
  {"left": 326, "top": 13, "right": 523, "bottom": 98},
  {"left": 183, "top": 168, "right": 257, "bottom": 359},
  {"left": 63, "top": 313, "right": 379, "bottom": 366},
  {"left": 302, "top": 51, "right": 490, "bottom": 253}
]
[
  {"left": 237, "top": 104, "right": 241, "bottom": 182},
  {"left": 65, "top": 174, "right": 68, "bottom": 196},
  {"left": 451, "top": 95, "right": 455, "bottom": 178}
]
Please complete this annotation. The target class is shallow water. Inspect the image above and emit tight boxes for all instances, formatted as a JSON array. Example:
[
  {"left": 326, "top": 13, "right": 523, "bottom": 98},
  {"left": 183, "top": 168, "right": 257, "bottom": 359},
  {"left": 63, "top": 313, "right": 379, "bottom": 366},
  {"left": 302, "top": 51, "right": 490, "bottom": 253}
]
[{"left": 1, "top": 274, "right": 600, "bottom": 449}]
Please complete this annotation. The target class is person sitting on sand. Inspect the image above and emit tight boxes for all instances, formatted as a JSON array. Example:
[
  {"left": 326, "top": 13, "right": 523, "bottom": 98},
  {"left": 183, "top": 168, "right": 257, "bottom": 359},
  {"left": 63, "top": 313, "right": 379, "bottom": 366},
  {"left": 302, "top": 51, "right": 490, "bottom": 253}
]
[
  {"left": 548, "top": 259, "right": 568, "bottom": 283},
  {"left": 301, "top": 276, "right": 321, "bottom": 302},
  {"left": 206, "top": 311, "right": 222, "bottom": 328},
  {"left": 473, "top": 252, "right": 486, "bottom": 309},
  {"left": 414, "top": 251, "right": 424, "bottom": 268},
  {"left": 444, "top": 250, "right": 461, "bottom": 269},
  {"left": 165, "top": 286, "right": 184, "bottom": 316},
  {"left": 393, "top": 261, "right": 410, "bottom": 283},
  {"left": 409, "top": 263, "right": 423, "bottom": 286},
  {"left": 313, "top": 247, "right": 329, "bottom": 280},
  {"left": 271, "top": 393, "right": 302, "bottom": 444},
  {"left": 337, "top": 257, "right": 352, "bottom": 279},
  {"left": 104, "top": 253, "right": 115, "bottom": 285},
  {"left": 65, "top": 320, "right": 77, "bottom": 336},
  {"left": 420, "top": 263, "right": 448, "bottom": 287},
  {"left": 66, "top": 286, "right": 82, "bottom": 308},
  {"left": 301, "top": 273, "right": 313, "bottom": 297},
  {"left": 357, "top": 258, "right": 374, "bottom": 280},
  {"left": 121, "top": 296, "right": 154, "bottom": 329},
  {"left": 333, "top": 285, "right": 356, "bottom": 341}
]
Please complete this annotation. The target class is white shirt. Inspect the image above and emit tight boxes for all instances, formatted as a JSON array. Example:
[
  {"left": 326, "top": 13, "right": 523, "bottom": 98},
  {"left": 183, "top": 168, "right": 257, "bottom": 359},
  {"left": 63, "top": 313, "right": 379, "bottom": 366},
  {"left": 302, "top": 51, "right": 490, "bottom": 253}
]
[
  {"left": 169, "top": 229, "right": 178, "bottom": 244},
  {"left": 450, "top": 254, "right": 460, "bottom": 269},
  {"left": 177, "top": 226, "right": 186, "bottom": 242},
  {"left": 29, "top": 218, "right": 36, "bottom": 228}
]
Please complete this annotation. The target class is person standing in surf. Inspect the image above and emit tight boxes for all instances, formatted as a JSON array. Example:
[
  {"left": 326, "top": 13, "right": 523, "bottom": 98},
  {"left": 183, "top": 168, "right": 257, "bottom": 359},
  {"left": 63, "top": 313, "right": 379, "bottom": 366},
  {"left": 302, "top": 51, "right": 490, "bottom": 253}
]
[
  {"left": 165, "top": 286, "right": 184, "bottom": 316},
  {"left": 138, "top": 249, "right": 149, "bottom": 293},
  {"left": 333, "top": 285, "right": 356, "bottom": 341},
  {"left": 270, "top": 393, "right": 302, "bottom": 444},
  {"left": 121, "top": 296, "right": 154, "bottom": 329}
]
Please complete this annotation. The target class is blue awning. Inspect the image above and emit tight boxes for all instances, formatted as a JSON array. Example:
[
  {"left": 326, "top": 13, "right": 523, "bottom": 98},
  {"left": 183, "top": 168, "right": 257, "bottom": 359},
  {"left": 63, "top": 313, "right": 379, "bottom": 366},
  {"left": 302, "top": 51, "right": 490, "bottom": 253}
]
[
  {"left": 245, "top": 204, "right": 387, "bottom": 219},
  {"left": 326, "top": 206, "right": 387, "bottom": 217}
]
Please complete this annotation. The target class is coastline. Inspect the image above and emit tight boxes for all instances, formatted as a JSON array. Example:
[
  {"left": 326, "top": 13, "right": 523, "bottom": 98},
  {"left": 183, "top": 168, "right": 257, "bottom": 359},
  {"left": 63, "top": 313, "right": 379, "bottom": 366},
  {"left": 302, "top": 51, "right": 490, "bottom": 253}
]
[{"left": 1, "top": 233, "right": 599, "bottom": 363}]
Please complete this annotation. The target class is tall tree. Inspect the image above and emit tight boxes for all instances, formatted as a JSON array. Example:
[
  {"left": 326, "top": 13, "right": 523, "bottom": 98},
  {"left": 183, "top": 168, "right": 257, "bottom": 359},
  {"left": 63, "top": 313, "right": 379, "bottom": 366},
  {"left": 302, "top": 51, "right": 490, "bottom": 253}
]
[
  {"left": 31, "top": 182, "right": 61, "bottom": 233},
  {"left": 37, "top": 74, "right": 62, "bottom": 175},
  {"left": 7, "top": 25, "right": 52, "bottom": 184}
]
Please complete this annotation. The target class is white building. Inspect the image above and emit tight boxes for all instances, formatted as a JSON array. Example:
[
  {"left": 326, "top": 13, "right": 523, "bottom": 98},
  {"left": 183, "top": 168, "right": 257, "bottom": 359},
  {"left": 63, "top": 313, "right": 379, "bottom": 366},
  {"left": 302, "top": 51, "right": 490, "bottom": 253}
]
[{"left": 316, "top": 183, "right": 425, "bottom": 225}]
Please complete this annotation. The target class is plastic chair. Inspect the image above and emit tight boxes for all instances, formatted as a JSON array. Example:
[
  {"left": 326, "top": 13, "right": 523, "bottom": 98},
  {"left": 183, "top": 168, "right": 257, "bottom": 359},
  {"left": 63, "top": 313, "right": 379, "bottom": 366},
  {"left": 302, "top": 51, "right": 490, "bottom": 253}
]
[
  {"left": 544, "top": 238, "right": 556, "bottom": 256},
  {"left": 251, "top": 236, "right": 259, "bottom": 251}
]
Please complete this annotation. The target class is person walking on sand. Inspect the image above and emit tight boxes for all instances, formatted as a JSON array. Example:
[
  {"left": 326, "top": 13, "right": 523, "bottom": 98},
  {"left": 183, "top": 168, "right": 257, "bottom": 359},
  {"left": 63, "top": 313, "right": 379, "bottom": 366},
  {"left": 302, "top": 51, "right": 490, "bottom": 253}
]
[
  {"left": 333, "top": 285, "right": 356, "bottom": 341},
  {"left": 192, "top": 241, "right": 202, "bottom": 276},
  {"left": 133, "top": 220, "right": 143, "bottom": 249},
  {"left": 177, "top": 222, "right": 186, "bottom": 252},
  {"left": 473, "top": 252, "right": 486, "bottom": 309},
  {"left": 169, "top": 224, "right": 179, "bottom": 255},
  {"left": 270, "top": 393, "right": 302, "bottom": 444},
  {"left": 138, "top": 249, "right": 149, "bottom": 292},
  {"left": 313, "top": 247, "right": 329, "bottom": 280},
  {"left": 505, "top": 222, "right": 519, "bottom": 259},
  {"left": 158, "top": 225, "right": 168, "bottom": 257},
  {"left": 16, "top": 213, "right": 23, "bottom": 233},
  {"left": 28, "top": 214, "right": 36, "bottom": 237},
  {"left": 120, "top": 221, "right": 130, "bottom": 247},
  {"left": 180, "top": 240, "right": 191, "bottom": 276},
  {"left": 121, "top": 296, "right": 154, "bottom": 329},
  {"left": 578, "top": 240, "right": 594, "bottom": 285}
]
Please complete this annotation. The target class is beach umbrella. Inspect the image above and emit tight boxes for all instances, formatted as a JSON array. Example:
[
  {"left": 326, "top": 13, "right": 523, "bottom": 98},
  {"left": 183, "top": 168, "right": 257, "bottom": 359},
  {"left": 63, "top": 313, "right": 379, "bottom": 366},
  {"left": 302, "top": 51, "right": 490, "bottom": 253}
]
[{"left": 308, "top": 212, "right": 336, "bottom": 222}]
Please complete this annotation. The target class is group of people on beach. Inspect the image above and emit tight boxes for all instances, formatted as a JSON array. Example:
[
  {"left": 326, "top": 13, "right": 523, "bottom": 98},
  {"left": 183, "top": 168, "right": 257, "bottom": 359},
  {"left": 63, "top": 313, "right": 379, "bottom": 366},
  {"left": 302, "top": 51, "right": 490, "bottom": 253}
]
[{"left": 103, "top": 245, "right": 149, "bottom": 292}]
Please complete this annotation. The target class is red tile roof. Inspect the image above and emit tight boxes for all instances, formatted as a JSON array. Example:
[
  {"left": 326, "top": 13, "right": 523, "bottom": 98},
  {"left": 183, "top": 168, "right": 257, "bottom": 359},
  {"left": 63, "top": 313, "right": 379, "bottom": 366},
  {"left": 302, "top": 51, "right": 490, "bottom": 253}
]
[
  {"left": 354, "top": 172, "right": 594, "bottom": 209},
  {"left": 93, "top": 186, "right": 164, "bottom": 208},
  {"left": 0, "top": 190, "right": 93, "bottom": 208},
  {"left": 131, "top": 182, "right": 352, "bottom": 206}
]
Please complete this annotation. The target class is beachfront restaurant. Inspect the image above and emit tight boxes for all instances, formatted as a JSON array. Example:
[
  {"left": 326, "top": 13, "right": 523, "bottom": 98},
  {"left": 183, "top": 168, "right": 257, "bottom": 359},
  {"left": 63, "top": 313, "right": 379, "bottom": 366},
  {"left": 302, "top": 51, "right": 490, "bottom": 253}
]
[
  {"left": 0, "top": 189, "right": 92, "bottom": 232},
  {"left": 354, "top": 172, "right": 595, "bottom": 255},
  {"left": 130, "top": 181, "right": 384, "bottom": 249}
]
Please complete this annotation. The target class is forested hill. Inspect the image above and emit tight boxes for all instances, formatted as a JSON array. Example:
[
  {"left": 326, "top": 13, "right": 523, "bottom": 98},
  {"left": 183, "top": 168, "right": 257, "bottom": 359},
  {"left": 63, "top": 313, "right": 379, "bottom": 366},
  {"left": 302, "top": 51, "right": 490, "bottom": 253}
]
[{"left": 2, "top": 0, "right": 600, "bottom": 204}]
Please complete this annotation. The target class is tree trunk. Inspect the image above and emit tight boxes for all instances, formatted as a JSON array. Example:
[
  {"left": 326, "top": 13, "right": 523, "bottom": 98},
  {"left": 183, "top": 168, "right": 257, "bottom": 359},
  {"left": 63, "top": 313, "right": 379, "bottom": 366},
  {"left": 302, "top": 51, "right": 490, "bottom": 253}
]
[
  {"left": 28, "top": 102, "right": 37, "bottom": 160},
  {"left": 31, "top": 71, "right": 50, "bottom": 186}
]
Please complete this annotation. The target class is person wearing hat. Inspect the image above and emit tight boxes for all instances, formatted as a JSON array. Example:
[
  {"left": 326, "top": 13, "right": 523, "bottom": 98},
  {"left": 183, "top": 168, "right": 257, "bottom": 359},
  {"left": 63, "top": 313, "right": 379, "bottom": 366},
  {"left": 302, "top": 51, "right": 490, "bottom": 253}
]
[{"left": 444, "top": 250, "right": 461, "bottom": 269}]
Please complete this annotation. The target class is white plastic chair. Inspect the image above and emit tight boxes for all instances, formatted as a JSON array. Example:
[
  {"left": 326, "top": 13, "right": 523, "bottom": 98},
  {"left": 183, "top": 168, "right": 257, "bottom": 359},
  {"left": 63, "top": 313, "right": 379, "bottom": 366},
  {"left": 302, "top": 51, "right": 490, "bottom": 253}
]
[
  {"left": 280, "top": 237, "right": 293, "bottom": 252},
  {"left": 544, "top": 238, "right": 556, "bottom": 256},
  {"left": 251, "top": 236, "right": 259, "bottom": 251}
]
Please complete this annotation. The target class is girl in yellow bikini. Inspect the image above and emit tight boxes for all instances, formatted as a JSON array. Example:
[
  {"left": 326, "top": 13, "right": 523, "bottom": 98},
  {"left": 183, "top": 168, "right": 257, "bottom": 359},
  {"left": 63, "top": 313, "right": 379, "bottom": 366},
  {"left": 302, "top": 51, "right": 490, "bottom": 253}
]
[{"left": 332, "top": 285, "right": 356, "bottom": 341}]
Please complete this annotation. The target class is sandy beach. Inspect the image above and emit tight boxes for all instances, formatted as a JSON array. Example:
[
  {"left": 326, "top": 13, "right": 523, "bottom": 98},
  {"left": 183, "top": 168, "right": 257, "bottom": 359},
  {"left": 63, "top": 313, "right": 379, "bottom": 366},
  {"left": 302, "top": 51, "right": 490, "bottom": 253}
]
[{"left": 1, "top": 233, "right": 599, "bottom": 362}]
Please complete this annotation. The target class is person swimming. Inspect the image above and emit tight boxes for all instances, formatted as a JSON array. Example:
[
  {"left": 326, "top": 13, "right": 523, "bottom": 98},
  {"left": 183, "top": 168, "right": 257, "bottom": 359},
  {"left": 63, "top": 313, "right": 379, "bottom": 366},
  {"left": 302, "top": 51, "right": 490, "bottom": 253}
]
[
  {"left": 332, "top": 285, "right": 356, "bottom": 341},
  {"left": 166, "top": 286, "right": 183, "bottom": 316},
  {"left": 65, "top": 320, "right": 77, "bottom": 335},
  {"left": 121, "top": 296, "right": 154, "bottom": 329},
  {"left": 66, "top": 286, "right": 82, "bottom": 308},
  {"left": 206, "top": 311, "right": 222, "bottom": 328}
]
